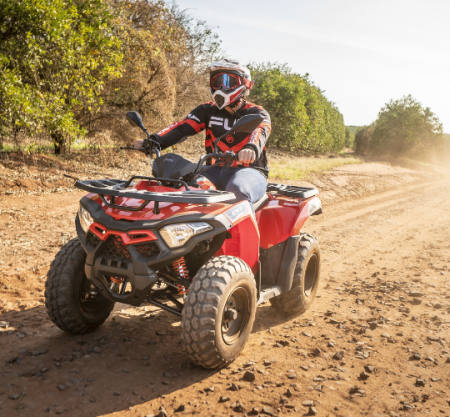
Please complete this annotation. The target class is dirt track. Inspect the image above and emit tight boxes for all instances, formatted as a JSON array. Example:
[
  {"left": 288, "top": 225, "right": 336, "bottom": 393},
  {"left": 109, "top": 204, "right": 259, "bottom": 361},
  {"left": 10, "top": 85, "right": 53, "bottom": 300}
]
[{"left": 1, "top": 162, "right": 450, "bottom": 417}]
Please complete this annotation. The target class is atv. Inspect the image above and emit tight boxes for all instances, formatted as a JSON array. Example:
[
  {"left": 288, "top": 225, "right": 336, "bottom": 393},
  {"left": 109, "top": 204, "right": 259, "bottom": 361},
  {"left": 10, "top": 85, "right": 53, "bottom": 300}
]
[{"left": 45, "top": 111, "right": 322, "bottom": 369}]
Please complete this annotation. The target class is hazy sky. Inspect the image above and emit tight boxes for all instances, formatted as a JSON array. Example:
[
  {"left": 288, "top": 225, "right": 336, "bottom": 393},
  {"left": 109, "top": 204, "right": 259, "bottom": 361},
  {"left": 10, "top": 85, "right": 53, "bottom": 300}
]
[{"left": 174, "top": 0, "right": 450, "bottom": 131}]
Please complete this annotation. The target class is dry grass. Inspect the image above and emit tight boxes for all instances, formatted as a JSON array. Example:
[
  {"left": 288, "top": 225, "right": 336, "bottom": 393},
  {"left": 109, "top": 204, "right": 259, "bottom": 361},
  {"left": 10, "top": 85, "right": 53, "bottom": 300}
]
[
  {"left": 268, "top": 154, "right": 362, "bottom": 181},
  {"left": 0, "top": 145, "right": 362, "bottom": 193}
]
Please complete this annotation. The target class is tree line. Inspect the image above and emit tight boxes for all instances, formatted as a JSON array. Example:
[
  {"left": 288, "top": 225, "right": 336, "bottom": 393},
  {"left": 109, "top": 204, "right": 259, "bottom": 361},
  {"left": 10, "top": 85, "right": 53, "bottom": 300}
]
[
  {"left": 354, "top": 95, "right": 445, "bottom": 159},
  {"left": 0, "top": 0, "right": 346, "bottom": 154},
  {"left": 0, "top": 0, "right": 221, "bottom": 152},
  {"left": 249, "top": 63, "right": 345, "bottom": 153}
]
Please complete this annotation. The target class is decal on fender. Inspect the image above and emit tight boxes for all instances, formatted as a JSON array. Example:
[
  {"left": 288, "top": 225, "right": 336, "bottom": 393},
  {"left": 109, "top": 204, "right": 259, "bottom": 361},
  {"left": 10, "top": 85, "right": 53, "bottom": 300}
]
[{"left": 224, "top": 202, "right": 254, "bottom": 224}]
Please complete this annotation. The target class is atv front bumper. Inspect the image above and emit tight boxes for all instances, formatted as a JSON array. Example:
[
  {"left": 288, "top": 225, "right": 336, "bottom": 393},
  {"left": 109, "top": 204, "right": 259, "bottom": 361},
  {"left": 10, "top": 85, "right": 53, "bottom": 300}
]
[{"left": 77, "top": 197, "right": 230, "bottom": 306}]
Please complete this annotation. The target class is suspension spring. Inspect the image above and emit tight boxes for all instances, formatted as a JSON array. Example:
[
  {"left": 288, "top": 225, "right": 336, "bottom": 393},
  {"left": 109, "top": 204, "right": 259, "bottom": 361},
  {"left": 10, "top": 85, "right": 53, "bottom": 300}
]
[
  {"left": 109, "top": 276, "right": 124, "bottom": 294},
  {"left": 172, "top": 256, "right": 190, "bottom": 295},
  {"left": 177, "top": 284, "right": 188, "bottom": 295}
]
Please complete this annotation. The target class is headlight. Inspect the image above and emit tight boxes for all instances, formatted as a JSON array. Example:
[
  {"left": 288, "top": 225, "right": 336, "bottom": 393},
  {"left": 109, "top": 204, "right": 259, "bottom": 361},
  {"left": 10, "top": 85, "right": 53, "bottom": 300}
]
[
  {"left": 160, "top": 222, "right": 213, "bottom": 248},
  {"left": 78, "top": 204, "right": 94, "bottom": 234}
]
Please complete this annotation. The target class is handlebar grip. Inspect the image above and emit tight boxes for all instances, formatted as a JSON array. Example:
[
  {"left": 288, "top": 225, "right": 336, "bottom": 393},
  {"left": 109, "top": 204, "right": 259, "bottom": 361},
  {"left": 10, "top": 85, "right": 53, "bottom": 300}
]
[
  {"left": 120, "top": 146, "right": 159, "bottom": 157},
  {"left": 120, "top": 147, "right": 142, "bottom": 151}
]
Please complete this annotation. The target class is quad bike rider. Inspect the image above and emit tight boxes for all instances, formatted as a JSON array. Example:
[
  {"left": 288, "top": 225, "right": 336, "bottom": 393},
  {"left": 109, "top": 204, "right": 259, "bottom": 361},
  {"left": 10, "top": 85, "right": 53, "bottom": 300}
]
[
  {"left": 45, "top": 60, "right": 323, "bottom": 369},
  {"left": 134, "top": 59, "right": 270, "bottom": 205}
]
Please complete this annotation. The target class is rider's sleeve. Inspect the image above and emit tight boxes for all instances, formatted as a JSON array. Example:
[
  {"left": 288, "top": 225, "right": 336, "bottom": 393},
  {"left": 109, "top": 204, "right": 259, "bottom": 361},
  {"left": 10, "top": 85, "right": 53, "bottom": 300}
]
[
  {"left": 152, "top": 104, "right": 207, "bottom": 150},
  {"left": 242, "top": 107, "right": 271, "bottom": 160}
]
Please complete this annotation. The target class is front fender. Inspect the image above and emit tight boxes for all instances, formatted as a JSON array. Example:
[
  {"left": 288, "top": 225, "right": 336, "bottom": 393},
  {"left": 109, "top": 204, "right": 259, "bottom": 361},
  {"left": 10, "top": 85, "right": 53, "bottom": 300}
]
[{"left": 215, "top": 201, "right": 260, "bottom": 273}]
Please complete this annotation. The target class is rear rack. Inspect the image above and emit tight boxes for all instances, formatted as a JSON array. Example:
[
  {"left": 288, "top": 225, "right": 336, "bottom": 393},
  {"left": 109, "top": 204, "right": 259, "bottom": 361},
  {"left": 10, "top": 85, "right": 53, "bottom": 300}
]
[
  {"left": 267, "top": 183, "right": 319, "bottom": 199},
  {"left": 75, "top": 177, "right": 236, "bottom": 212}
]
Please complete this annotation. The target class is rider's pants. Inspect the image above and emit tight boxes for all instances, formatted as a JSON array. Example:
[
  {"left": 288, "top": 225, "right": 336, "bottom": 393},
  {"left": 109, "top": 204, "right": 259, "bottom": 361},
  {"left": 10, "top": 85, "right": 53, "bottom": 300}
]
[{"left": 201, "top": 166, "right": 267, "bottom": 204}]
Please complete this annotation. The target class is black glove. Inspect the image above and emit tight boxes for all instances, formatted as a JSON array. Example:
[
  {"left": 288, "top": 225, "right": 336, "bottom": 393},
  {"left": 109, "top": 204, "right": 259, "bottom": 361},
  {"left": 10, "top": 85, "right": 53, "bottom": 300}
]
[{"left": 142, "top": 135, "right": 160, "bottom": 156}]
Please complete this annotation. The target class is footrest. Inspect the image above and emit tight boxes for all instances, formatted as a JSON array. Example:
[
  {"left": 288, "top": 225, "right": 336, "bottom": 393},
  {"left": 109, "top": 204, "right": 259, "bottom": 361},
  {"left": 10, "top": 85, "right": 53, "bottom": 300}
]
[{"left": 257, "top": 286, "right": 281, "bottom": 305}]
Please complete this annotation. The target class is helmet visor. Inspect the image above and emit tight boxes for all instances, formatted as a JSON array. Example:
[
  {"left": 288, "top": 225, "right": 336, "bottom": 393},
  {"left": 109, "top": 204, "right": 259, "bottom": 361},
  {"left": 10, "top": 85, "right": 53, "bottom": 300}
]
[{"left": 210, "top": 73, "right": 243, "bottom": 90}]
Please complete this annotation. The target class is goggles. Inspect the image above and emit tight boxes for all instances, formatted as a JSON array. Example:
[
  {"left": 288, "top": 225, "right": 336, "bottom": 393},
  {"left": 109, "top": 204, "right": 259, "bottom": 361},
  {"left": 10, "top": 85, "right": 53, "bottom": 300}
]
[{"left": 210, "top": 72, "right": 253, "bottom": 91}]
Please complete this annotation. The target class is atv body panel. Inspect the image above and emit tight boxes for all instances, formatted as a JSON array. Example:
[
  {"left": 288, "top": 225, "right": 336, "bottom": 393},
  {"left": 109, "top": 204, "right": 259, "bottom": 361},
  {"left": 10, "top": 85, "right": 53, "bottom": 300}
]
[
  {"left": 256, "top": 192, "right": 321, "bottom": 293},
  {"left": 77, "top": 185, "right": 233, "bottom": 306},
  {"left": 74, "top": 173, "right": 320, "bottom": 310}
]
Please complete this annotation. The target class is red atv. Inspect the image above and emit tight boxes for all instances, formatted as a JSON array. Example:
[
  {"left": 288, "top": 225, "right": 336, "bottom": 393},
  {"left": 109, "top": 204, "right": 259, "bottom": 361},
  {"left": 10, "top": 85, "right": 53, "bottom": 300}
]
[{"left": 45, "top": 112, "right": 322, "bottom": 369}]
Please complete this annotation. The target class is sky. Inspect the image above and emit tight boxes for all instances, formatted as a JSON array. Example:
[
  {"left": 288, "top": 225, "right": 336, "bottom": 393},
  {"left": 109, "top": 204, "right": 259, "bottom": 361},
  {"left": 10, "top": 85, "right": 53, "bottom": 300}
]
[{"left": 174, "top": 0, "right": 450, "bottom": 131}]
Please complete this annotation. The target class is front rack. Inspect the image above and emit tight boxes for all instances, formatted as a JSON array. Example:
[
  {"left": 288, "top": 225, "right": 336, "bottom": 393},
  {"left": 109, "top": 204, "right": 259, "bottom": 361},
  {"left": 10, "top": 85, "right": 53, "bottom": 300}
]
[
  {"left": 75, "top": 176, "right": 236, "bottom": 212},
  {"left": 75, "top": 177, "right": 319, "bottom": 213}
]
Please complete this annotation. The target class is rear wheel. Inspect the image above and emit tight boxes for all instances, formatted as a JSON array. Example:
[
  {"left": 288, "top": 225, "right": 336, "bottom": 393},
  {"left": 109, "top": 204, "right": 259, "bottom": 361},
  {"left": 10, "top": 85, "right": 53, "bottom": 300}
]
[
  {"left": 271, "top": 233, "right": 321, "bottom": 314},
  {"left": 45, "top": 238, "right": 115, "bottom": 334},
  {"left": 181, "top": 256, "right": 257, "bottom": 369}
]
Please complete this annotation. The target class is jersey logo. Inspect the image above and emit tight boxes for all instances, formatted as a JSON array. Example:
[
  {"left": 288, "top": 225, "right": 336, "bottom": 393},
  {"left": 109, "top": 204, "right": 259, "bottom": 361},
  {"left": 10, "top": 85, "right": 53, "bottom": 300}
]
[
  {"left": 208, "top": 117, "right": 236, "bottom": 130},
  {"left": 226, "top": 135, "right": 234, "bottom": 143},
  {"left": 224, "top": 119, "right": 234, "bottom": 130}
]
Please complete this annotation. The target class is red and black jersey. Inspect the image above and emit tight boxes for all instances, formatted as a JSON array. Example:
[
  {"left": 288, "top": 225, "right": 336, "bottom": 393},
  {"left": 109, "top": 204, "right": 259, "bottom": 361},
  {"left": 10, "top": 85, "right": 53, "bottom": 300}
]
[{"left": 152, "top": 101, "right": 271, "bottom": 177}]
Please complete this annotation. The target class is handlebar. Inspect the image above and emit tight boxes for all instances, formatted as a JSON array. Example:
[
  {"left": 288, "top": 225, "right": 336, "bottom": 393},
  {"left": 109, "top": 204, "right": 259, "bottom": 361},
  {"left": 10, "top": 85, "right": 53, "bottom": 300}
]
[
  {"left": 120, "top": 144, "right": 241, "bottom": 183},
  {"left": 120, "top": 139, "right": 161, "bottom": 158},
  {"left": 194, "top": 151, "right": 239, "bottom": 174},
  {"left": 120, "top": 147, "right": 142, "bottom": 151}
]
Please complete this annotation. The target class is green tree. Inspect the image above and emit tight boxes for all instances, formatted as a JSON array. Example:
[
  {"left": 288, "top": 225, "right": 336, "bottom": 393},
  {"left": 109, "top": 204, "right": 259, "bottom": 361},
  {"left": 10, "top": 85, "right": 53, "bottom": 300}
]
[
  {"left": 345, "top": 128, "right": 351, "bottom": 147},
  {"left": 345, "top": 127, "right": 358, "bottom": 148},
  {"left": 249, "top": 63, "right": 309, "bottom": 149},
  {"left": 354, "top": 125, "right": 373, "bottom": 154},
  {"left": 345, "top": 126, "right": 362, "bottom": 149},
  {"left": 370, "top": 95, "right": 443, "bottom": 157},
  {"left": 248, "top": 63, "right": 345, "bottom": 153},
  {"left": 0, "top": 0, "right": 123, "bottom": 152}
]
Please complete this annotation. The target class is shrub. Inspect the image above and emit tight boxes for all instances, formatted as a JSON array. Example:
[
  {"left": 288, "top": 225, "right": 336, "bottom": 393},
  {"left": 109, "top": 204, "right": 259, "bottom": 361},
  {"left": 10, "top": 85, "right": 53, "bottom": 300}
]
[
  {"left": 369, "top": 95, "right": 443, "bottom": 157},
  {"left": 0, "top": 0, "right": 123, "bottom": 144},
  {"left": 354, "top": 125, "right": 373, "bottom": 154}
]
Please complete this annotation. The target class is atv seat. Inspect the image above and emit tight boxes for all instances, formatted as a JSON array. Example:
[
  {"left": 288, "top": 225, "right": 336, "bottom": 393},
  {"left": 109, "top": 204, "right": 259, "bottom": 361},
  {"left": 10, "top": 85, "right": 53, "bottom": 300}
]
[{"left": 253, "top": 193, "right": 269, "bottom": 212}]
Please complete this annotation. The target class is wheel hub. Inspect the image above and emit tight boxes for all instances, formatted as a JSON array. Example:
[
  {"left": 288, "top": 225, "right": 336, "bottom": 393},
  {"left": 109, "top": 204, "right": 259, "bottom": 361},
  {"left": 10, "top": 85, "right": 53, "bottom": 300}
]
[
  {"left": 224, "top": 308, "right": 238, "bottom": 321},
  {"left": 221, "top": 287, "right": 250, "bottom": 345}
]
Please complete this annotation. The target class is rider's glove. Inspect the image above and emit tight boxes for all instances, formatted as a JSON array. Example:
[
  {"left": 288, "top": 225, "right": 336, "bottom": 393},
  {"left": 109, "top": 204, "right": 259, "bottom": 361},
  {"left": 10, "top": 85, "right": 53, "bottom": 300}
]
[
  {"left": 134, "top": 135, "right": 160, "bottom": 156},
  {"left": 238, "top": 148, "right": 256, "bottom": 164},
  {"left": 133, "top": 139, "right": 144, "bottom": 150}
]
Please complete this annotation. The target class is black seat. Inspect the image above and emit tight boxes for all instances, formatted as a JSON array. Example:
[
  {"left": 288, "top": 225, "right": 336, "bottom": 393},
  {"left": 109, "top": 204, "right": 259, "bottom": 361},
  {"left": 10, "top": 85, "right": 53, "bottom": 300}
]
[
  {"left": 253, "top": 193, "right": 269, "bottom": 212},
  {"left": 152, "top": 153, "right": 196, "bottom": 179}
]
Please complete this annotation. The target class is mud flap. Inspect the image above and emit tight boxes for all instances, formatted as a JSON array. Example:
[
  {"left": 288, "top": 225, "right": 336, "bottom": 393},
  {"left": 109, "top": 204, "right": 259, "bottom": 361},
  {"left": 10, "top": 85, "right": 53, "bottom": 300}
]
[{"left": 276, "top": 235, "right": 300, "bottom": 293}]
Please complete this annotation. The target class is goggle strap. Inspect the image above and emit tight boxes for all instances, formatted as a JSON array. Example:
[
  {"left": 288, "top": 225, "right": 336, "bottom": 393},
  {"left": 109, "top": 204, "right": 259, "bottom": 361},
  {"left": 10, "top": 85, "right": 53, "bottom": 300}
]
[{"left": 243, "top": 79, "right": 254, "bottom": 89}]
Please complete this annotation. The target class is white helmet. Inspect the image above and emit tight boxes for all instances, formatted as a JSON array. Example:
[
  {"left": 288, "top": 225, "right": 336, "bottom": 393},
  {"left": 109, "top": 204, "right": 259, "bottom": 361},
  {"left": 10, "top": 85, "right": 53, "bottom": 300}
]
[{"left": 206, "top": 59, "right": 254, "bottom": 109}]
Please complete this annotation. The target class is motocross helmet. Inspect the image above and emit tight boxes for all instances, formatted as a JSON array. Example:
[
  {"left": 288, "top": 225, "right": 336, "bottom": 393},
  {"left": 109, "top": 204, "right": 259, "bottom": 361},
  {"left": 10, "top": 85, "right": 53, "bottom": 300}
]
[{"left": 207, "top": 59, "right": 254, "bottom": 110}]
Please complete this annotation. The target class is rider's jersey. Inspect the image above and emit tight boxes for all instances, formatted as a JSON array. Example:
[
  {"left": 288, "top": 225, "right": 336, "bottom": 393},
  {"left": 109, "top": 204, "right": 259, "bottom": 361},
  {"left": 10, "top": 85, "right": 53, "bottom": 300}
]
[{"left": 152, "top": 101, "right": 271, "bottom": 177}]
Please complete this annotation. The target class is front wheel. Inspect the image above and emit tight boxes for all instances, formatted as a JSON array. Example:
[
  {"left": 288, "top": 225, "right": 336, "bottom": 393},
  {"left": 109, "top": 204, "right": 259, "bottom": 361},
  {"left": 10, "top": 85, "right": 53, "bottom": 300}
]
[
  {"left": 45, "top": 238, "right": 115, "bottom": 334},
  {"left": 181, "top": 256, "right": 257, "bottom": 369},
  {"left": 271, "top": 233, "right": 321, "bottom": 314}
]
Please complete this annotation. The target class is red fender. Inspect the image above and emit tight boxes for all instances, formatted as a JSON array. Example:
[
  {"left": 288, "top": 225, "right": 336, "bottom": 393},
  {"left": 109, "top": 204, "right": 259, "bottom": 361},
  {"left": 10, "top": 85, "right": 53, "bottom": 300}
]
[
  {"left": 215, "top": 201, "right": 260, "bottom": 273},
  {"left": 256, "top": 194, "right": 312, "bottom": 250}
]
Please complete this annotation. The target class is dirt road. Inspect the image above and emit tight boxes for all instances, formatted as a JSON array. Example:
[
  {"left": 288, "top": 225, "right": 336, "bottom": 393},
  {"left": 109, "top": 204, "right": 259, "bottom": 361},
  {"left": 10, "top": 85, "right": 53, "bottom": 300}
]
[{"left": 1, "top": 163, "right": 450, "bottom": 417}]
